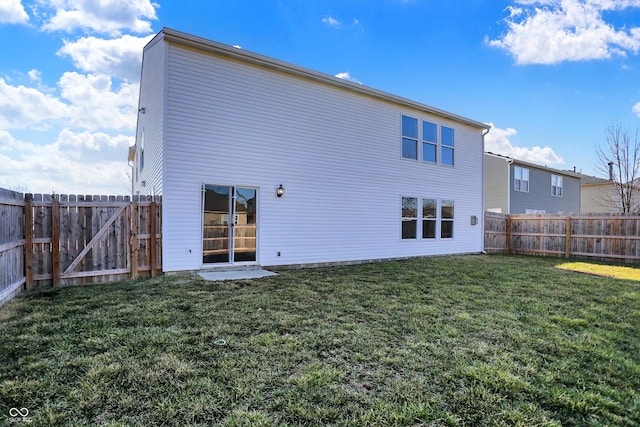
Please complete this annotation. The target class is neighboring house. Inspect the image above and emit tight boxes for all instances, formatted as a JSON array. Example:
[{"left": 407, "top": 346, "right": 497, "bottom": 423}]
[
  {"left": 580, "top": 174, "right": 616, "bottom": 214},
  {"left": 580, "top": 173, "right": 640, "bottom": 214},
  {"left": 484, "top": 152, "right": 581, "bottom": 214},
  {"left": 131, "top": 28, "right": 490, "bottom": 272}
]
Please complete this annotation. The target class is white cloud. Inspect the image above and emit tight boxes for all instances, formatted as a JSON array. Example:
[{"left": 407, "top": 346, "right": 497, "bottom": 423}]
[
  {"left": 0, "top": 0, "right": 29, "bottom": 24},
  {"left": 40, "top": 0, "right": 157, "bottom": 35},
  {"left": 485, "top": 123, "right": 564, "bottom": 165},
  {"left": 0, "top": 72, "right": 138, "bottom": 132},
  {"left": 322, "top": 15, "right": 341, "bottom": 28},
  {"left": 334, "top": 71, "right": 362, "bottom": 84},
  {"left": 0, "top": 129, "right": 132, "bottom": 194},
  {"left": 488, "top": 0, "right": 640, "bottom": 64},
  {"left": 27, "top": 68, "right": 42, "bottom": 82},
  {"left": 58, "top": 72, "right": 139, "bottom": 131},
  {"left": 632, "top": 101, "right": 640, "bottom": 117},
  {"left": 0, "top": 77, "right": 70, "bottom": 130},
  {"left": 58, "top": 34, "right": 154, "bottom": 81}
]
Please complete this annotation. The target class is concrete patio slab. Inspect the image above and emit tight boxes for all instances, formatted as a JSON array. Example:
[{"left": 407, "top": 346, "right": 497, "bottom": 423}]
[{"left": 197, "top": 268, "right": 278, "bottom": 281}]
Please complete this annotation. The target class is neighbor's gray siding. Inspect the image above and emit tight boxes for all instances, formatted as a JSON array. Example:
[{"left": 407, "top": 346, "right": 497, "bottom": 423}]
[
  {"left": 510, "top": 164, "right": 580, "bottom": 214},
  {"left": 159, "top": 41, "right": 486, "bottom": 271},
  {"left": 484, "top": 155, "right": 509, "bottom": 213}
]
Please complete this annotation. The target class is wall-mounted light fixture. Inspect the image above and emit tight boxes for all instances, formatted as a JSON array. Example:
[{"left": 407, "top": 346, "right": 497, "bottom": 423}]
[
  {"left": 141, "top": 180, "right": 147, "bottom": 187},
  {"left": 138, "top": 107, "right": 146, "bottom": 114},
  {"left": 276, "top": 184, "right": 285, "bottom": 198}
]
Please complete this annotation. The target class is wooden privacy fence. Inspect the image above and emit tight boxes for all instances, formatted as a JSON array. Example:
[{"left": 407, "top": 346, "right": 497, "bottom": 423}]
[
  {"left": 485, "top": 211, "right": 640, "bottom": 262},
  {"left": 0, "top": 188, "right": 26, "bottom": 306},
  {"left": 0, "top": 189, "right": 161, "bottom": 304}
]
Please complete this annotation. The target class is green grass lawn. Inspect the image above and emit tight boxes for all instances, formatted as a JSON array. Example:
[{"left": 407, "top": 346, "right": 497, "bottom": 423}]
[{"left": 1, "top": 254, "right": 639, "bottom": 426}]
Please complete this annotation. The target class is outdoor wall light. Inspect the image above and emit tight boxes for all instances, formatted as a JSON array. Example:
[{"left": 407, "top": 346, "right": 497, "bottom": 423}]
[
  {"left": 138, "top": 107, "right": 146, "bottom": 114},
  {"left": 276, "top": 184, "right": 285, "bottom": 198}
]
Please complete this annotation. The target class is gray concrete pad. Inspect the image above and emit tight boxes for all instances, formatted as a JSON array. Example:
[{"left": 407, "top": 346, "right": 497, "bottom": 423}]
[{"left": 197, "top": 269, "right": 277, "bottom": 281}]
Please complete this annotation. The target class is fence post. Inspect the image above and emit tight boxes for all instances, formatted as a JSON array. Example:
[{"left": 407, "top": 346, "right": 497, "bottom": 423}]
[
  {"left": 150, "top": 200, "right": 157, "bottom": 278},
  {"left": 506, "top": 215, "right": 512, "bottom": 254},
  {"left": 131, "top": 200, "right": 138, "bottom": 279},
  {"left": 565, "top": 216, "right": 571, "bottom": 258},
  {"left": 51, "top": 195, "right": 60, "bottom": 286},
  {"left": 24, "top": 194, "right": 33, "bottom": 289}
]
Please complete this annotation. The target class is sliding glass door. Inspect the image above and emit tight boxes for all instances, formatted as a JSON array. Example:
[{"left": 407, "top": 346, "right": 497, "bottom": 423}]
[{"left": 202, "top": 185, "right": 257, "bottom": 264}]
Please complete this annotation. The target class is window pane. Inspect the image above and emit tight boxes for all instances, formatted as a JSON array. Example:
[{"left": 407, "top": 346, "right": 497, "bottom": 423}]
[
  {"left": 402, "top": 197, "right": 417, "bottom": 218},
  {"left": 402, "top": 115, "right": 418, "bottom": 139},
  {"left": 522, "top": 181, "right": 529, "bottom": 192},
  {"left": 423, "top": 220, "right": 436, "bottom": 238},
  {"left": 422, "top": 198, "right": 436, "bottom": 218},
  {"left": 441, "top": 220, "right": 453, "bottom": 238},
  {"left": 402, "top": 138, "right": 417, "bottom": 159},
  {"left": 423, "top": 121, "right": 437, "bottom": 143},
  {"left": 402, "top": 220, "right": 417, "bottom": 239},
  {"left": 515, "top": 180, "right": 521, "bottom": 191},
  {"left": 441, "top": 200, "right": 454, "bottom": 219},
  {"left": 522, "top": 168, "right": 529, "bottom": 181},
  {"left": 423, "top": 143, "right": 436, "bottom": 163},
  {"left": 442, "top": 147, "right": 454, "bottom": 166},
  {"left": 442, "top": 126, "right": 454, "bottom": 147}
]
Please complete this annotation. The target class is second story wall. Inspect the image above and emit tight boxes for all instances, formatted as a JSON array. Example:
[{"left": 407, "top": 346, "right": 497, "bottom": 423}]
[
  {"left": 484, "top": 154, "right": 509, "bottom": 213},
  {"left": 510, "top": 163, "right": 580, "bottom": 214}
]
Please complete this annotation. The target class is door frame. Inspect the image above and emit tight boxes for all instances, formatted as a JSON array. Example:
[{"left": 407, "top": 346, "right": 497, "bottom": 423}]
[{"left": 201, "top": 184, "right": 259, "bottom": 266}]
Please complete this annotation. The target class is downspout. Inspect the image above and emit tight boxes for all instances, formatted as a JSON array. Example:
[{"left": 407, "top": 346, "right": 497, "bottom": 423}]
[
  {"left": 481, "top": 128, "right": 490, "bottom": 254},
  {"left": 506, "top": 158, "right": 514, "bottom": 214}
]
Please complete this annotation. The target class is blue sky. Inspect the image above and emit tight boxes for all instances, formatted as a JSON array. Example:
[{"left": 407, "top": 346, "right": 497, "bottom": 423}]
[{"left": 2, "top": 0, "right": 640, "bottom": 194}]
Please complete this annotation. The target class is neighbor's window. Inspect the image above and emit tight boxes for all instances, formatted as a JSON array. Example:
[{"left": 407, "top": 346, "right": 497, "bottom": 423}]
[
  {"left": 441, "top": 200, "right": 454, "bottom": 238},
  {"left": 552, "top": 174, "right": 563, "bottom": 197},
  {"left": 402, "top": 196, "right": 418, "bottom": 239},
  {"left": 402, "top": 115, "right": 418, "bottom": 160},
  {"left": 514, "top": 166, "right": 529, "bottom": 192},
  {"left": 422, "top": 198, "right": 437, "bottom": 238},
  {"left": 422, "top": 121, "right": 437, "bottom": 163},
  {"left": 441, "top": 126, "right": 454, "bottom": 166}
]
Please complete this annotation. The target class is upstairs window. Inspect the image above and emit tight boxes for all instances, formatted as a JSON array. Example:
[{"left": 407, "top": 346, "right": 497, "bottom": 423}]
[
  {"left": 402, "top": 115, "right": 418, "bottom": 160},
  {"left": 552, "top": 175, "right": 563, "bottom": 197},
  {"left": 441, "top": 126, "right": 454, "bottom": 166},
  {"left": 514, "top": 166, "right": 529, "bottom": 192},
  {"left": 422, "top": 121, "right": 437, "bottom": 163}
]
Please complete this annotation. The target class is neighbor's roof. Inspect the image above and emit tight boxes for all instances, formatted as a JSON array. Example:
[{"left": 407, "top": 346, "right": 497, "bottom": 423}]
[
  {"left": 149, "top": 28, "right": 490, "bottom": 131},
  {"left": 484, "top": 152, "right": 583, "bottom": 178}
]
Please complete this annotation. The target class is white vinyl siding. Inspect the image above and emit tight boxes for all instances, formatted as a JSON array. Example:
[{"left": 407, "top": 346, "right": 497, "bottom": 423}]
[{"left": 154, "top": 39, "right": 485, "bottom": 271}]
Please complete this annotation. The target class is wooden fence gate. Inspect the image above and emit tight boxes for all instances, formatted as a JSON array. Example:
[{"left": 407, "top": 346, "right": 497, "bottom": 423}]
[{"left": 0, "top": 189, "right": 161, "bottom": 304}]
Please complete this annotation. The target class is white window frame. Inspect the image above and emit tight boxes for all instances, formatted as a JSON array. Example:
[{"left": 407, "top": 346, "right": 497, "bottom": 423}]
[
  {"left": 401, "top": 196, "right": 418, "bottom": 239},
  {"left": 552, "top": 174, "right": 563, "bottom": 197},
  {"left": 514, "top": 166, "right": 529, "bottom": 192}
]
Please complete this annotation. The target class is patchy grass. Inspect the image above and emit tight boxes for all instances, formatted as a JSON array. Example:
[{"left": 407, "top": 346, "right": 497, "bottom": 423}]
[
  {"left": 1, "top": 254, "right": 639, "bottom": 426},
  {"left": 557, "top": 261, "right": 640, "bottom": 281}
]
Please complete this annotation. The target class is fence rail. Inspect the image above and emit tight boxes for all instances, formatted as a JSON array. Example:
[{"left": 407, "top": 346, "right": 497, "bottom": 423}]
[
  {"left": 0, "top": 188, "right": 162, "bottom": 307},
  {"left": 485, "top": 211, "right": 640, "bottom": 262}
]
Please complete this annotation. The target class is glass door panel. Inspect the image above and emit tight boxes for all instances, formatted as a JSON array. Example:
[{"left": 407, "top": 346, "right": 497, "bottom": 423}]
[
  {"left": 203, "top": 185, "right": 231, "bottom": 263},
  {"left": 233, "top": 187, "right": 257, "bottom": 262}
]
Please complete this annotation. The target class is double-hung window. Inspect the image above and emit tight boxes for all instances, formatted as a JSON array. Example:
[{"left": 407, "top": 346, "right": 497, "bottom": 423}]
[
  {"left": 441, "top": 126, "right": 454, "bottom": 166},
  {"left": 401, "top": 197, "right": 418, "bottom": 239},
  {"left": 402, "top": 116, "right": 418, "bottom": 160},
  {"left": 514, "top": 166, "right": 529, "bottom": 192},
  {"left": 422, "top": 198, "right": 437, "bottom": 238},
  {"left": 552, "top": 175, "right": 563, "bottom": 197},
  {"left": 422, "top": 121, "right": 437, "bottom": 163},
  {"left": 441, "top": 200, "right": 454, "bottom": 238}
]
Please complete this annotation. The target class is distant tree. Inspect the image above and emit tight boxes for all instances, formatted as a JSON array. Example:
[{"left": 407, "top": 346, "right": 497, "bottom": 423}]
[{"left": 595, "top": 123, "right": 640, "bottom": 214}]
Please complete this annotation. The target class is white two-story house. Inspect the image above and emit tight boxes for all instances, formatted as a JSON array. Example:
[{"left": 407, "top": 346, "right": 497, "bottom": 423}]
[{"left": 132, "top": 28, "right": 490, "bottom": 272}]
